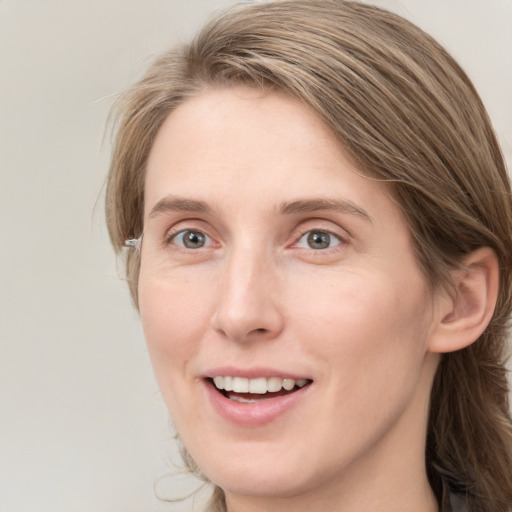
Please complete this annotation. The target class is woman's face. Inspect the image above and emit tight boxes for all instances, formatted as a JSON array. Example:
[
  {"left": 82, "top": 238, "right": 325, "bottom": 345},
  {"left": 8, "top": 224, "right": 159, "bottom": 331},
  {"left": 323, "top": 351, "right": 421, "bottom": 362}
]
[{"left": 139, "top": 88, "right": 442, "bottom": 505}]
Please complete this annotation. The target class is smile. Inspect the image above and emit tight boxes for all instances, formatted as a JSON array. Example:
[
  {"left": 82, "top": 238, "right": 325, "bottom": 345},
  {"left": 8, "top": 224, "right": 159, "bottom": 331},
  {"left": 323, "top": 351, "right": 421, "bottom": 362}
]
[
  {"left": 209, "top": 376, "right": 312, "bottom": 404},
  {"left": 213, "top": 376, "right": 308, "bottom": 394}
]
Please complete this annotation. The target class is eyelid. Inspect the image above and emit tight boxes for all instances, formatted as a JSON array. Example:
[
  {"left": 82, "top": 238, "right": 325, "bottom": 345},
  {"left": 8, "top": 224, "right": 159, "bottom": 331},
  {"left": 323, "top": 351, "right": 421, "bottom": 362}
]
[
  {"left": 290, "top": 218, "right": 349, "bottom": 242},
  {"left": 294, "top": 229, "right": 343, "bottom": 249},
  {"left": 162, "top": 220, "right": 220, "bottom": 250},
  {"left": 168, "top": 229, "right": 214, "bottom": 249},
  {"left": 291, "top": 230, "right": 347, "bottom": 256},
  {"left": 158, "top": 218, "right": 350, "bottom": 254}
]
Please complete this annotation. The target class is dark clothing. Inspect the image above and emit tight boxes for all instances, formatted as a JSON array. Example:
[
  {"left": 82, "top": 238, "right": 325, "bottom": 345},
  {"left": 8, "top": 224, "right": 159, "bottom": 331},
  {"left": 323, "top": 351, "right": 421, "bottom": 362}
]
[
  {"left": 448, "top": 494, "right": 468, "bottom": 512},
  {"left": 439, "top": 478, "right": 468, "bottom": 512}
]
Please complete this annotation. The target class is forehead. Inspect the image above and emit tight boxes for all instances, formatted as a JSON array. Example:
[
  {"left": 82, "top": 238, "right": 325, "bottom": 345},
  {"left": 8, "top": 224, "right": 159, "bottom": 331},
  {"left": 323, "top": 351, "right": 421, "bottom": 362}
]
[
  {"left": 144, "top": 87, "right": 399, "bottom": 226},
  {"left": 146, "top": 86, "right": 348, "bottom": 181}
]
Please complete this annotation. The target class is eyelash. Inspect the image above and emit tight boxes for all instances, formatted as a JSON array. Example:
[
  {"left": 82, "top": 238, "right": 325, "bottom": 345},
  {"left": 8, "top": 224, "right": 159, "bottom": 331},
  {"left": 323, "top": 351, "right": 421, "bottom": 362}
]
[
  {"left": 165, "top": 228, "right": 216, "bottom": 250},
  {"left": 164, "top": 226, "right": 347, "bottom": 253},
  {"left": 293, "top": 229, "right": 345, "bottom": 251}
]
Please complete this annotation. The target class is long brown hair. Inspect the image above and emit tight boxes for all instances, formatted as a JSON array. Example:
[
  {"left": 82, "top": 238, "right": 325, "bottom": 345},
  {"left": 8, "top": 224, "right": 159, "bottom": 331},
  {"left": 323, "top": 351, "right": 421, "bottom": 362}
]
[{"left": 105, "top": 1, "right": 512, "bottom": 510}]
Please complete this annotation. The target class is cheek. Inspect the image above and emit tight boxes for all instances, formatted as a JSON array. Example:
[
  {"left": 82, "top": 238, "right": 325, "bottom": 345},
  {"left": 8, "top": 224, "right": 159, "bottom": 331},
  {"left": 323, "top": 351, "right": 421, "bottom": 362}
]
[
  {"left": 295, "top": 272, "right": 433, "bottom": 450},
  {"left": 138, "top": 274, "right": 210, "bottom": 390},
  {"left": 291, "top": 267, "right": 432, "bottom": 385}
]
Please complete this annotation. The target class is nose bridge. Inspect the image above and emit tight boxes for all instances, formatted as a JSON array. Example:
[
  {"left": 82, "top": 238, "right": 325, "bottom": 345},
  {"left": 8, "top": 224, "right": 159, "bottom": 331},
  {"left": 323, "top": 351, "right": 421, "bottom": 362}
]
[{"left": 212, "top": 236, "right": 282, "bottom": 341}]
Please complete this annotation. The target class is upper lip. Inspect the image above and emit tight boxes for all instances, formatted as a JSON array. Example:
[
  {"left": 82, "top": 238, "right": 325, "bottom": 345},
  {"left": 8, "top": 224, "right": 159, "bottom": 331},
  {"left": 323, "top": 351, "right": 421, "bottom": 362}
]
[{"left": 201, "top": 366, "right": 312, "bottom": 381}]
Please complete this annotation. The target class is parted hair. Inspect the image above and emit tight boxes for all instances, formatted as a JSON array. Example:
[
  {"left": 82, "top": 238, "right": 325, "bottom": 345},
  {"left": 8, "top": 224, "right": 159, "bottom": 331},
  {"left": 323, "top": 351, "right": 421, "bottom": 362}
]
[{"left": 105, "top": 1, "right": 512, "bottom": 510}]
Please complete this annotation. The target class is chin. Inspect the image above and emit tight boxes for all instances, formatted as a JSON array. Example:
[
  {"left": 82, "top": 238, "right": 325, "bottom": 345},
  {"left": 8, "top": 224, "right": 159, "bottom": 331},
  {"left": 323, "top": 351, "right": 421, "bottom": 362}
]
[
  {"left": 209, "top": 467, "right": 317, "bottom": 500},
  {"left": 184, "top": 437, "right": 336, "bottom": 502}
]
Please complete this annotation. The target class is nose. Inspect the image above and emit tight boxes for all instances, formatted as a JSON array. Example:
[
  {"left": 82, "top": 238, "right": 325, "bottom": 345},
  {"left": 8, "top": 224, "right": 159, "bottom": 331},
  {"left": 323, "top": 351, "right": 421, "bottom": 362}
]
[{"left": 211, "top": 246, "right": 284, "bottom": 343}]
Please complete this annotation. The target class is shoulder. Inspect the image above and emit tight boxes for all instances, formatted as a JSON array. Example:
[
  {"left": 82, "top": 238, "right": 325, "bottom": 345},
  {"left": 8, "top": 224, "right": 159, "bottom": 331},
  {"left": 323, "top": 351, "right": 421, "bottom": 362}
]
[{"left": 449, "top": 494, "right": 468, "bottom": 512}]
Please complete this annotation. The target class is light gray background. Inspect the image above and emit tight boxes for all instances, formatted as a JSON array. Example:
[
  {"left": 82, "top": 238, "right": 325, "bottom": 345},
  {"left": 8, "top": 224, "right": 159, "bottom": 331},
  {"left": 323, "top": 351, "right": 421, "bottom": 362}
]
[{"left": 1, "top": 1, "right": 511, "bottom": 511}]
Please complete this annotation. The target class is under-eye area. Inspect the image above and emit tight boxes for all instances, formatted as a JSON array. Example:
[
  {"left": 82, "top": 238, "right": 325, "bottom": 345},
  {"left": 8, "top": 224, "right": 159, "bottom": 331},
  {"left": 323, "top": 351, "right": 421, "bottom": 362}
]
[{"left": 208, "top": 376, "right": 313, "bottom": 403}]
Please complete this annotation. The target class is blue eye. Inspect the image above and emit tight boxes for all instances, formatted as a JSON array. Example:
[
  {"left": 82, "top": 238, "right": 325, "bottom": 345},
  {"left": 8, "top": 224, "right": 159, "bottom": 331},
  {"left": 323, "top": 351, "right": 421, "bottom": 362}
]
[
  {"left": 171, "top": 229, "right": 212, "bottom": 249},
  {"left": 296, "top": 230, "right": 342, "bottom": 250}
]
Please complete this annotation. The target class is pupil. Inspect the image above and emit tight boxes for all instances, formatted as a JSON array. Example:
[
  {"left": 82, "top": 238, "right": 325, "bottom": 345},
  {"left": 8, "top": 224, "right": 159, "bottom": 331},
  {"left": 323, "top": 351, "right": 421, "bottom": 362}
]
[
  {"left": 184, "top": 230, "right": 205, "bottom": 248},
  {"left": 307, "top": 231, "right": 330, "bottom": 249}
]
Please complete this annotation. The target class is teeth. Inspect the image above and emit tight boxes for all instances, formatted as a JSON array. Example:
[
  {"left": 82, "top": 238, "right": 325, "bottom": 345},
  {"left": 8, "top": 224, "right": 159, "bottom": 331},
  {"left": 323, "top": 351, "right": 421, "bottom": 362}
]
[
  {"left": 212, "top": 376, "right": 309, "bottom": 394},
  {"left": 249, "top": 377, "right": 267, "bottom": 394},
  {"left": 232, "top": 376, "right": 249, "bottom": 393},
  {"left": 224, "top": 376, "right": 233, "bottom": 391},
  {"left": 267, "top": 377, "right": 282, "bottom": 392},
  {"left": 282, "top": 378, "right": 295, "bottom": 391},
  {"left": 229, "top": 396, "right": 260, "bottom": 403}
]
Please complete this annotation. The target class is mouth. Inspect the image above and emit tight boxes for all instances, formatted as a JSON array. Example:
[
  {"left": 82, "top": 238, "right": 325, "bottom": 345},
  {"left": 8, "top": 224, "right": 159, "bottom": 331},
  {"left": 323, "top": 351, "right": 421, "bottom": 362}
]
[{"left": 208, "top": 376, "right": 313, "bottom": 403}]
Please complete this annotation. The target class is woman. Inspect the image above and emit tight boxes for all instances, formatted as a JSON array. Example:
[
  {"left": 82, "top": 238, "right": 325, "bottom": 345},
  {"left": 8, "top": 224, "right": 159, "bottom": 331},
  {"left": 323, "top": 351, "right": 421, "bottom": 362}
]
[{"left": 105, "top": 1, "right": 512, "bottom": 511}]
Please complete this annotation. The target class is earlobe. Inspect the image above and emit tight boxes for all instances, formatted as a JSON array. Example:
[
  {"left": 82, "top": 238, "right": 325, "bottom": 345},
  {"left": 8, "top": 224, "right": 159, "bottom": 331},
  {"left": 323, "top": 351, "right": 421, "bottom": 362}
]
[{"left": 428, "top": 247, "right": 499, "bottom": 354}]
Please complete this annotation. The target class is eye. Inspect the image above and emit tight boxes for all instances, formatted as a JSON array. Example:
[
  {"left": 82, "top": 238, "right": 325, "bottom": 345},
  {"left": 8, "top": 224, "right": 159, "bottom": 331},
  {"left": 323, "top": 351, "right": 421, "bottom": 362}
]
[
  {"left": 170, "top": 229, "right": 212, "bottom": 249},
  {"left": 295, "top": 229, "right": 342, "bottom": 250}
]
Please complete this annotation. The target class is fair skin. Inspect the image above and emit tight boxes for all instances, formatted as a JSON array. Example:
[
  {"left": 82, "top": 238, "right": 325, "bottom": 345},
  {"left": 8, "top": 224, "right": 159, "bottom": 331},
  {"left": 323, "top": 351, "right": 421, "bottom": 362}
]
[{"left": 137, "top": 87, "right": 497, "bottom": 512}]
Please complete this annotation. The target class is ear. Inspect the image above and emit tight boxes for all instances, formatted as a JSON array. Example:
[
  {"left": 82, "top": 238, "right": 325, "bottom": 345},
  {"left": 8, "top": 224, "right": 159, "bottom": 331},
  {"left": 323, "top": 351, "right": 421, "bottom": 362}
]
[{"left": 428, "top": 247, "right": 499, "bottom": 354}]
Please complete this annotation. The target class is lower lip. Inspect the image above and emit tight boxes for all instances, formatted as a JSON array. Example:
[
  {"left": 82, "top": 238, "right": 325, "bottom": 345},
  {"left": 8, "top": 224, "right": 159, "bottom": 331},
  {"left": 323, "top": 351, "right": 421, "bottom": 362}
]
[{"left": 203, "top": 380, "right": 311, "bottom": 427}]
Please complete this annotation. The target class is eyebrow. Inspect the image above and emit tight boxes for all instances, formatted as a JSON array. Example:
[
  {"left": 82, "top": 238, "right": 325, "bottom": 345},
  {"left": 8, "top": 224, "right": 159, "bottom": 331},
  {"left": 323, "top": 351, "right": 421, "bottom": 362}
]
[
  {"left": 148, "top": 195, "right": 212, "bottom": 219},
  {"left": 278, "top": 198, "right": 373, "bottom": 222},
  {"left": 148, "top": 195, "right": 372, "bottom": 223}
]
